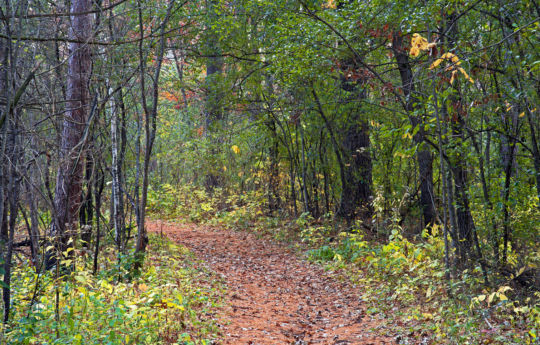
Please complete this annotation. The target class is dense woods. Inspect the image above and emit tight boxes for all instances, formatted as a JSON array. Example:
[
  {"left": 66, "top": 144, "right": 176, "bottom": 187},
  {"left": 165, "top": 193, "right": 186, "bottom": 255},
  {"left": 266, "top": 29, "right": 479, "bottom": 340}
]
[{"left": 0, "top": 0, "right": 539, "bottom": 343}]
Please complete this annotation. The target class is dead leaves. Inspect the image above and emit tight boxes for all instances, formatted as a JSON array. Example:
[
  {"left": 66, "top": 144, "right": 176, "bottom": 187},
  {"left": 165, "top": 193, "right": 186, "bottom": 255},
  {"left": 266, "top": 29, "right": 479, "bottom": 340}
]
[{"left": 159, "top": 221, "right": 393, "bottom": 344}]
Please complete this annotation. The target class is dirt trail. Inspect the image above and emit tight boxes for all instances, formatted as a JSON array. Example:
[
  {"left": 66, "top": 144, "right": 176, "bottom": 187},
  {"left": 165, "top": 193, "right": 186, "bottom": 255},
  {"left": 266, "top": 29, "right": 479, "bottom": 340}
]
[{"left": 149, "top": 221, "right": 395, "bottom": 345}]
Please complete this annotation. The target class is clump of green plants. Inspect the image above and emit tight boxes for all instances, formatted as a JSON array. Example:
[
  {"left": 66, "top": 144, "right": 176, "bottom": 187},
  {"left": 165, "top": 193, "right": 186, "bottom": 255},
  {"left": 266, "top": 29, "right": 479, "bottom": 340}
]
[
  {"left": 148, "top": 183, "right": 267, "bottom": 229},
  {"left": 1, "top": 235, "right": 221, "bottom": 345},
  {"left": 302, "top": 219, "right": 539, "bottom": 344}
]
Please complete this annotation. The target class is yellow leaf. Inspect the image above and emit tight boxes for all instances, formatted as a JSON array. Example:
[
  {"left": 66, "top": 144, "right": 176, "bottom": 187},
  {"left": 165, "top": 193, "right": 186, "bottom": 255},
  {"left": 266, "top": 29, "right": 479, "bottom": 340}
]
[
  {"left": 519, "top": 112, "right": 525, "bottom": 118},
  {"left": 458, "top": 67, "right": 474, "bottom": 83},
  {"left": 477, "top": 294, "right": 486, "bottom": 302},
  {"left": 410, "top": 46, "right": 420, "bottom": 57},
  {"left": 410, "top": 33, "right": 434, "bottom": 57},
  {"left": 498, "top": 285, "right": 512, "bottom": 293},
  {"left": 422, "top": 312, "right": 434, "bottom": 320},
  {"left": 231, "top": 145, "right": 240, "bottom": 154},
  {"left": 517, "top": 266, "right": 527, "bottom": 276},
  {"left": 223, "top": 165, "right": 227, "bottom": 171},
  {"left": 447, "top": 53, "right": 460, "bottom": 64},
  {"left": 488, "top": 292, "right": 495, "bottom": 305},
  {"left": 450, "top": 70, "right": 458, "bottom": 84},
  {"left": 139, "top": 283, "right": 148, "bottom": 292},
  {"left": 429, "top": 58, "right": 444, "bottom": 69},
  {"left": 413, "top": 34, "right": 428, "bottom": 49}
]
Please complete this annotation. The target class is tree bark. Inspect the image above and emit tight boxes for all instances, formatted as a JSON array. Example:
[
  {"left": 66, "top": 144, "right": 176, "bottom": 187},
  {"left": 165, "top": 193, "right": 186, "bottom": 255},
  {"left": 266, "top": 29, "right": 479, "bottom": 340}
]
[
  {"left": 392, "top": 33, "right": 435, "bottom": 231},
  {"left": 134, "top": 0, "right": 174, "bottom": 264},
  {"left": 445, "top": 12, "right": 478, "bottom": 265},
  {"left": 203, "top": 0, "right": 224, "bottom": 191},
  {"left": 110, "top": 87, "right": 124, "bottom": 252},
  {"left": 50, "top": 0, "right": 92, "bottom": 259},
  {"left": 335, "top": 62, "right": 373, "bottom": 223},
  {"left": 267, "top": 118, "right": 281, "bottom": 214}
]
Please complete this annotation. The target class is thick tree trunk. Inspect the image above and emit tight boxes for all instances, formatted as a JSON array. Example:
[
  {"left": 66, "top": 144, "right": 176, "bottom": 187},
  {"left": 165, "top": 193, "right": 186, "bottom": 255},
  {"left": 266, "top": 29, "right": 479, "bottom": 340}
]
[
  {"left": 328, "top": 0, "right": 373, "bottom": 225},
  {"left": 50, "top": 0, "right": 92, "bottom": 257},
  {"left": 337, "top": 115, "right": 372, "bottom": 222},
  {"left": 336, "top": 64, "right": 373, "bottom": 223}
]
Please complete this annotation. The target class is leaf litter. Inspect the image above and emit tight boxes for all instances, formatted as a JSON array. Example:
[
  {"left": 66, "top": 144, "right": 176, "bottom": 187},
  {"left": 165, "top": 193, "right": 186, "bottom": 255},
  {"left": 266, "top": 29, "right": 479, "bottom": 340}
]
[{"left": 149, "top": 221, "right": 396, "bottom": 344}]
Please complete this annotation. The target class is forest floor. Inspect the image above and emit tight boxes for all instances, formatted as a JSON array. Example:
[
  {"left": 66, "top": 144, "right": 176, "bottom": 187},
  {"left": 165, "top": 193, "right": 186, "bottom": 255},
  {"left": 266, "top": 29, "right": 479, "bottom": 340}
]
[{"left": 148, "top": 220, "right": 398, "bottom": 345}]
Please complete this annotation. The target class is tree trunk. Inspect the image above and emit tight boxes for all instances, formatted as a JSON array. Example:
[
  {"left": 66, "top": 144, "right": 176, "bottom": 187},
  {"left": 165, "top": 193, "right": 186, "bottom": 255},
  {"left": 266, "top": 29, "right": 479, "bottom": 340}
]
[
  {"left": 335, "top": 64, "right": 373, "bottom": 223},
  {"left": 50, "top": 0, "right": 92, "bottom": 259},
  {"left": 134, "top": 0, "right": 173, "bottom": 264},
  {"left": 392, "top": 33, "right": 435, "bottom": 231},
  {"left": 267, "top": 119, "right": 281, "bottom": 214},
  {"left": 25, "top": 171, "right": 40, "bottom": 266},
  {"left": 111, "top": 87, "right": 124, "bottom": 252},
  {"left": 203, "top": 0, "right": 224, "bottom": 191},
  {"left": 3, "top": 110, "right": 21, "bottom": 324},
  {"left": 298, "top": 122, "right": 311, "bottom": 214},
  {"left": 93, "top": 163, "right": 105, "bottom": 275},
  {"left": 445, "top": 12, "right": 478, "bottom": 265}
]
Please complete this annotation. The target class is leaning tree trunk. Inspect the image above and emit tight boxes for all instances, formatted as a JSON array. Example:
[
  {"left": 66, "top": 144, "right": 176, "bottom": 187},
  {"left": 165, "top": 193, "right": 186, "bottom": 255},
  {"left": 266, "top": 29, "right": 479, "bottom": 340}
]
[{"left": 50, "top": 0, "right": 92, "bottom": 260}]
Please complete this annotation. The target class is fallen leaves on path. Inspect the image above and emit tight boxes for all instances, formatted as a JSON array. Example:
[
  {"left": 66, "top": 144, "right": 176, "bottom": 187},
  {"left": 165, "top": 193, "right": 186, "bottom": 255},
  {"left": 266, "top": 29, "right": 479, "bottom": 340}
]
[{"left": 149, "top": 221, "right": 396, "bottom": 345}]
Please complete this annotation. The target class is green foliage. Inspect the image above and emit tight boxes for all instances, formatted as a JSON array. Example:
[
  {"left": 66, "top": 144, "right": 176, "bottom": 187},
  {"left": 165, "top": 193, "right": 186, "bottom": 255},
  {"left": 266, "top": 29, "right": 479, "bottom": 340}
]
[
  {"left": 1, "top": 236, "right": 221, "bottom": 345},
  {"left": 300, "top": 220, "right": 538, "bottom": 344},
  {"left": 148, "top": 183, "right": 267, "bottom": 230}
]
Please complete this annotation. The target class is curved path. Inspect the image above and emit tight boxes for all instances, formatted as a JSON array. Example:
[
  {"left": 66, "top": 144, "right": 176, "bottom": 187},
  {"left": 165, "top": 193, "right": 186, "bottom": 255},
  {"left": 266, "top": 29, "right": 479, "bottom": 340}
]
[{"left": 149, "top": 221, "right": 395, "bottom": 345}]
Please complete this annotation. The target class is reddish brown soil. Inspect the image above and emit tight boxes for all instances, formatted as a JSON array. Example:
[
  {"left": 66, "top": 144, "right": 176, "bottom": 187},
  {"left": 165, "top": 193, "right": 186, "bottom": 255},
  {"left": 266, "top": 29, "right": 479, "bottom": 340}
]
[{"left": 149, "top": 221, "right": 396, "bottom": 345}]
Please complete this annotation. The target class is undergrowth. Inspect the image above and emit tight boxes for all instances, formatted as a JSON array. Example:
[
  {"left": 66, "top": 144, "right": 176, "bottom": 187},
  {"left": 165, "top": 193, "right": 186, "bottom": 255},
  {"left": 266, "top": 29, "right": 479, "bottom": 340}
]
[
  {"left": 1, "top": 234, "right": 221, "bottom": 345},
  {"left": 148, "top": 183, "right": 540, "bottom": 344}
]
